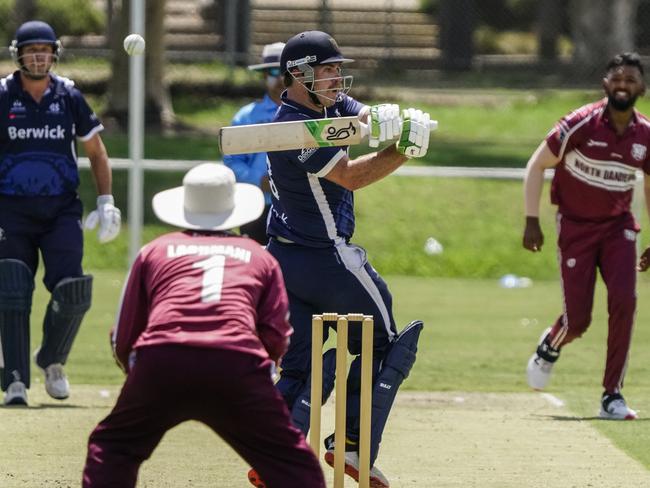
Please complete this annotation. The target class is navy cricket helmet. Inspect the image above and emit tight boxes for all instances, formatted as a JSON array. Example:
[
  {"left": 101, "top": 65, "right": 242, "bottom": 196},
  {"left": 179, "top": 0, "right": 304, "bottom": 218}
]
[
  {"left": 13, "top": 21, "right": 59, "bottom": 49},
  {"left": 280, "top": 31, "right": 354, "bottom": 74},
  {"left": 10, "top": 21, "right": 62, "bottom": 78}
]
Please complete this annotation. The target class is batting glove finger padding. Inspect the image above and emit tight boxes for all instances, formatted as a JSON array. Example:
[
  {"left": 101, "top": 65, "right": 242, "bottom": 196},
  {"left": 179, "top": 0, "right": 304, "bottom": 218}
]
[
  {"left": 397, "top": 108, "right": 431, "bottom": 158},
  {"left": 369, "top": 103, "right": 401, "bottom": 148},
  {"left": 84, "top": 195, "right": 122, "bottom": 243}
]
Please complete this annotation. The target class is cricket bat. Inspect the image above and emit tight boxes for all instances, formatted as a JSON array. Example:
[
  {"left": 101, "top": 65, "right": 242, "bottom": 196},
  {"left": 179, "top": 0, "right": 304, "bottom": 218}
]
[{"left": 218, "top": 116, "right": 438, "bottom": 155}]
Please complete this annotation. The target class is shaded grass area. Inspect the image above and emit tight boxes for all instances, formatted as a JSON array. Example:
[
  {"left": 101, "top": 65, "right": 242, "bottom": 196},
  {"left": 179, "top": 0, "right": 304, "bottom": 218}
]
[
  {"left": 79, "top": 175, "right": 548, "bottom": 277},
  {"left": 79, "top": 175, "right": 650, "bottom": 282}
]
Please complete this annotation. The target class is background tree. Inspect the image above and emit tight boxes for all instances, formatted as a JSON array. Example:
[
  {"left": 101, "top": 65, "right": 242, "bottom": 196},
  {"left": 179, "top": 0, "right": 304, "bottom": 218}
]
[
  {"left": 439, "top": 0, "right": 475, "bottom": 71},
  {"left": 569, "top": 0, "right": 640, "bottom": 74},
  {"left": 537, "top": 0, "right": 562, "bottom": 62},
  {"left": 105, "top": 0, "right": 175, "bottom": 131},
  {"left": 12, "top": 0, "right": 37, "bottom": 28}
]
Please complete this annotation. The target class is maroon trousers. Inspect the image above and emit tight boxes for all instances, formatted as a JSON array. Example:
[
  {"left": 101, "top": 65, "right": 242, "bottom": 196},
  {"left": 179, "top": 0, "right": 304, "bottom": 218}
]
[
  {"left": 549, "top": 212, "right": 637, "bottom": 393},
  {"left": 83, "top": 345, "right": 324, "bottom": 488}
]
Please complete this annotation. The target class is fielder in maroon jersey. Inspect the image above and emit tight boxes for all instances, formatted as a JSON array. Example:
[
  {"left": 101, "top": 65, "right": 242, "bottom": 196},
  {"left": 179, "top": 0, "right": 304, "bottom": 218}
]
[
  {"left": 82, "top": 163, "right": 325, "bottom": 488},
  {"left": 523, "top": 52, "right": 650, "bottom": 420}
]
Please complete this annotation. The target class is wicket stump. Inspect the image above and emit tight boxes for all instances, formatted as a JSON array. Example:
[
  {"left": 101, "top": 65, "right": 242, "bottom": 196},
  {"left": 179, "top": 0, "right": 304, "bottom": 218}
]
[{"left": 310, "top": 313, "right": 374, "bottom": 488}]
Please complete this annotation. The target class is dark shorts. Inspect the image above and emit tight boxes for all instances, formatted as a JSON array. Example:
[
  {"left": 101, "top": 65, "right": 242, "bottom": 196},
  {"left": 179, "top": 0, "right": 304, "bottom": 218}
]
[
  {"left": 0, "top": 193, "right": 83, "bottom": 291},
  {"left": 267, "top": 238, "right": 396, "bottom": 395},
  {"left": 83, "top": 345, "right": 324, "bottom": 488}
]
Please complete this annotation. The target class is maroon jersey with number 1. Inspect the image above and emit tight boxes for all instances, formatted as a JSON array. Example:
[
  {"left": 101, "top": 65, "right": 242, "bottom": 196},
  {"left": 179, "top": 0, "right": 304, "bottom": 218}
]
[{"left": 112, "top": 230, "right": 292, "bottom": 370}]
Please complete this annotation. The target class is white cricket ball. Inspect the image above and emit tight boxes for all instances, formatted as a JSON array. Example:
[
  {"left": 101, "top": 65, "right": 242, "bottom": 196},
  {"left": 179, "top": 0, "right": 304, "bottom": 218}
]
[{"left": 123, "top": 33, "right": 145, "bottom": 56}]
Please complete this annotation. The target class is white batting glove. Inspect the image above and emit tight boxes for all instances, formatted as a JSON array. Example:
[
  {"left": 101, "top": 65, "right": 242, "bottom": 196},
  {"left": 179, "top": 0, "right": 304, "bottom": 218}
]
[
  {"left": 368, "top": 103, "right": 401, "bottom": 148},
  {"left": 396, "top": 108, "right": 431, "bottom": 158},
  {"left": 84, "top": 195, "right": 121, "bottom": 243}
]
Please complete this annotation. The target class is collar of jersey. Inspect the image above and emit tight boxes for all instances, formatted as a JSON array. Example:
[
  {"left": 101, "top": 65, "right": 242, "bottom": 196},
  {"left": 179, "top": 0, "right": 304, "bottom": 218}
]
[
  {"left": 598, "top": 96, "right": 639, "bottom": 132},
  {"left": 12, "top": 70, "right": 57, "bottom": 99},
  {"left": 280, "top": 91, "right": 328, "bottom": 119}
]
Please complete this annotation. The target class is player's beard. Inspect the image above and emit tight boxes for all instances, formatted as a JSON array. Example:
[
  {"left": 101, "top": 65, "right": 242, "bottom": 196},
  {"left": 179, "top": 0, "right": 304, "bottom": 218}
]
[{"left": 607, "top": 92, "right": 638, "bottom": 111}]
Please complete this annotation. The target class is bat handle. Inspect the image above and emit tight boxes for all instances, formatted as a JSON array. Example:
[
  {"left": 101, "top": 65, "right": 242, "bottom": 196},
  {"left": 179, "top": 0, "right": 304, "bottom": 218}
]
[{"left": 359, "top": 119, "right": 439, "bottom": 139}]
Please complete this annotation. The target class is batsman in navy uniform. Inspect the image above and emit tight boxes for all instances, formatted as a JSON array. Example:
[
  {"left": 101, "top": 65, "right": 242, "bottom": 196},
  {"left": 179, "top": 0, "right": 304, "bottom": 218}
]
[
  {"left": 223, "top": 42, "right": 285, "bottom": 244},
  {"left": 83, "top": 164, "right": 324, "bottom": 488},
  {"left": 266, "top": 31, "right": 432, "bottom": 487},
  {"left": 0, "top": 21, "right": 121, "bottom": 406},
  {"left": 524, "top": 53, "right": 650, "bottom": 420}
]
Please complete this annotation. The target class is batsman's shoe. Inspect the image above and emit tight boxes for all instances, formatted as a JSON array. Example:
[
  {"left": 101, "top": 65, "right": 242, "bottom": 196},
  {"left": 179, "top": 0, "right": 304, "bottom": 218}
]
[
  {"left": 600, "top": 393, "right": 638, "bottom": 420},
  {"left": 526, "top": 327, "right": 560, "bottom": 390},
  {"left": 4, "top": 381, "right": 28, "bottom": 406},
  {"left": 323, "top": 435, "right": 389, "bottom": 488},
  {"left": 324, "top": 450, "right": 390, "bottom": 488},
  {"left": 43, "top": 363, "right": 70, "bottom": 400},
  {"left": 247, "top": 468, "right": 266, "bottom": 488}
]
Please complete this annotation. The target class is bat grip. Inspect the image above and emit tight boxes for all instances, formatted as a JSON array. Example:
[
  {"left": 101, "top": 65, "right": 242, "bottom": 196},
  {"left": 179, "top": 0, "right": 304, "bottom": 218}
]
[{"left": 359, "top": 119, "right": 439, "bottom": 140}]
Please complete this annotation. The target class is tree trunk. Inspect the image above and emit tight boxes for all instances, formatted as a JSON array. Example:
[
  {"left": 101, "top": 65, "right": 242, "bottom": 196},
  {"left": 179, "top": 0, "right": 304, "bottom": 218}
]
[
  {"left": 105, "top": 0, "right": 175, "bottom": 132},
  {"left": 611, "top": 0, "right": 639, "bottom": 52},
  {"left": 569, "top": 0, "right": 639, "bottom": 75},
  {"left": 439, "top": 0, "right": 475, "bottom": 71},
  {"left": 145, "top": 0, "right": 174, "bottom": 129},
  {"left": 12, "top": 0, "right": 37, "bottom": 30},
  {"left": 537, "top": 0, "right": 561, "bottom": 61}
]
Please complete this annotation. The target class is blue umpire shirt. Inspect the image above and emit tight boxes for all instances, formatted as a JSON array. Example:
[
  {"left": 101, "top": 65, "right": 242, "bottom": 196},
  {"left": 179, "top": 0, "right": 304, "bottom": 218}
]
[
  {"left": 267, "top": 92, "right": 364, "bottom": 247},
  {"left": 0, "top": 71, "right": 103, "bottom": 196},
  {"left": 223, "top": 93, "right": 279, "bottom": 205}
]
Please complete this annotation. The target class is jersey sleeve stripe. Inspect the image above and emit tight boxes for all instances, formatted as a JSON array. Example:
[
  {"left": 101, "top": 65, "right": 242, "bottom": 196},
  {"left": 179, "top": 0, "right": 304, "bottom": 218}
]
[
  {"left": 557, "top": 111, "right": 597, "bottom": 160},
  {"left": 78, "top": 123, "right": 104, "bottom": 141},
  {"left": 314, "top": 149, "right": 346, "bottom": 177}
]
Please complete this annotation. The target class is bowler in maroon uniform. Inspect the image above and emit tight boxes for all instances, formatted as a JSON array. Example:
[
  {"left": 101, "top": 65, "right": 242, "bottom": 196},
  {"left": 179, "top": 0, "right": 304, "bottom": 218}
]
[
  {"left": 523, "top": 52, "right": 650, "bottom": 420},
  {"left": 82, "top": 163, "right": 325, "bottom": 488}
]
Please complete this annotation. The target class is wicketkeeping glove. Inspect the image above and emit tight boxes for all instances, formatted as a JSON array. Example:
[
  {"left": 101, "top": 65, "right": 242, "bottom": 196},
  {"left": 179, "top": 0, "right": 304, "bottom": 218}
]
[
  {"left": 368, "top": 103, "right": 401, "bottom": 148},
  {"left": 84, "top": 194, "right": 121, "bottom": 243},
  {"left": 396, "top": 108, "right": 431, "bottom": 158}
]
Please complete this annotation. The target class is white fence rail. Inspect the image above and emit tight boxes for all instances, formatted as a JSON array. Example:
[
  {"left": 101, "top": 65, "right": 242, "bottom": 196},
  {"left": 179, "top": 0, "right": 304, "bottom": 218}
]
[{"left": 79, "top": 157, "right": 550, "bottom": 179}]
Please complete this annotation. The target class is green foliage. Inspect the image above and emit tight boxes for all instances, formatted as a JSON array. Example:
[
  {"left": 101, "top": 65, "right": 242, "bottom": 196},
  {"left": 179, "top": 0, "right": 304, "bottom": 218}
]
[
  {"left": 0, "top": 0, "right": 14, "bottom": 43},
  {"left": 37, "top": 0, "right": 105, "bottom": 36},
  {"left": 0, "top": 0, "right": 104, "bottom": 42}
]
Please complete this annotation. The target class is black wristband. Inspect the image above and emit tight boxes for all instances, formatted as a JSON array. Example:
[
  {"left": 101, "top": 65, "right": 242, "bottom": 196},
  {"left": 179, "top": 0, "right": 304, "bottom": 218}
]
[{"left": 525, "top": 216, "right": 540, "bottom": 225}]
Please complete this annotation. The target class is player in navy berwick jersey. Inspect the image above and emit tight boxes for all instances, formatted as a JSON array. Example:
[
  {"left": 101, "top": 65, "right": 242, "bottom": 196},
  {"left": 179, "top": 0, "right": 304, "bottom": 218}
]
[
  {"left": 0, "top": 21, "right": 121, "bottom": 406},
  {"left": 266, "top": 31, "right": 432, "bottom": 487},
  {"left": 83, "top": 164, "right": 324, "bottom": 488},
  {"left": 524, "top": 52, "right": 650, "bottom": 420}
]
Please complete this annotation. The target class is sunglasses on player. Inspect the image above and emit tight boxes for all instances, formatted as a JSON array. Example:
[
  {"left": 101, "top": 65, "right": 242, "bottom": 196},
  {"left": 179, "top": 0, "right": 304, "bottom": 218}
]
[{"left": 266, "top": 67, "right": 281, "bottom": 77}]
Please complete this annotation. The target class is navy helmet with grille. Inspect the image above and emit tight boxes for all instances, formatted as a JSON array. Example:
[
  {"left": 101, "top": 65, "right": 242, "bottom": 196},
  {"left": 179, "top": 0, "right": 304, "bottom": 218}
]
[{"left": 280, "top": 31, "right": 354, "bottom": 74}]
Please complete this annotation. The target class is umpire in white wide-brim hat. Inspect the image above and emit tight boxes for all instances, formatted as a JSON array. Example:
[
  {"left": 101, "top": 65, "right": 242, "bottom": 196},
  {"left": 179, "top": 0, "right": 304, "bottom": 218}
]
[
  {"left": 221, "top": 42, "right": 286, "bottom": 245},
  {"left": 152, "top": 163, "right": 265, "bottom": 231},
  {"left": 247, "top": 42, "right": 285, "bottom": 72}
]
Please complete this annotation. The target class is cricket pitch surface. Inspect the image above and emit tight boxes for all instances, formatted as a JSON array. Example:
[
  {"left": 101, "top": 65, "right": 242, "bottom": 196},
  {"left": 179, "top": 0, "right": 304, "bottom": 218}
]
[{"left": 1, "top": 387, "right": 649, "bottom": 487}]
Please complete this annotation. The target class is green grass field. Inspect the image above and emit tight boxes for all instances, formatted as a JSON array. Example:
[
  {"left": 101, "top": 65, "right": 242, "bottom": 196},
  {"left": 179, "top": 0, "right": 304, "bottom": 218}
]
[{"left": 14, "top": 271, "right": 650, "bottom": 483}]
